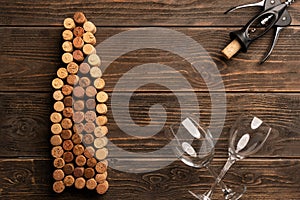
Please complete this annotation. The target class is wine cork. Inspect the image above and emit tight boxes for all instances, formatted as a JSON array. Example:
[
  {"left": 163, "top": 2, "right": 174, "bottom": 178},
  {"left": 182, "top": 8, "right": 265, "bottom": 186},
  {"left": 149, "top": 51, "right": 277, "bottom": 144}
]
[
  {"left": 73, "top": 26, "right": 85, "bottom": 37},
  {"left": 53, "top": 90, "right": 64, "bottom": 101},
  {"left": 83, "top": 133, "right": 94, "bottom": 145},
  {"left": 51, "top": 123, "right": 62, "bottom": 134},
  {"left": 94, "top": 78, "right": 105, "bottom": 90},
  {"left": 79, "top": 63, "right": 90, "bottom": 74},
  {"left": 50, "top": 112, "right": 62, "bottom": 123},
  {"left": 61, "top": 85, "right": 73, "bottom": 96},
  {"left": 94, "top": 126, "right": 108, "bottom": 138},
  {"left": 96, "top": 116, "right": 108, "bottom": 126},
  {"left": 72, "top": 133, "right": 83, "bottom": 144},
  {"left": 83, "top": 21, "right": 97, "bottom": 34},
  {"left": 84, "top": 122, "right": 96, "bottom": 134},
  {"left": 79, "top": 77, "right": 91, "bottom": 88},
  {"left": 74, "top": 12, "right": 87, "bottom": 24},
  {"left": 88, "top": 54, "right": 101, "bottom": 67},
  {"left": 86, "top": 178, "right": 97, "bottom": 190},
  {"left": 221, "top": 39, "right": 242, "bottom": 60},
  {"left": 83, "top": 32, "right": 96, "bottom": 45},
  {"left": 86, "top": 86, "right": 97, "bottom": 97},
  {"left": 54, "top": 101, "right": 65, "bottom": 112},
  {"left": 62, "top": 139, "right": 74, "bottom": 151},
  {"left": 83, "top": 44, "right": 96, "bottom": 55},
  {"left": 84, "top": 122, "right": 96, "bottom": 133},
  {"left": 63, "top": 163, "right": 75, "bottom": 175},
  {"left": 52, "top": 78, "right": 64, "bottom": 90},
  {"left": 73, "top": 86, "right": 85, "bottom": 98},
  {"left": 96, "top": 180, "right": 109, "bottom": 194},
  {"left": 62, "top": 29, "right": 73, "bottom": 41},
  {"left": 94, "top": 137, "right": 108, "bottom": 149},
  {"left": 63, "top": 107, "right": 73, "bottom": 118},
  {"left": 96, "top": 104, "right": 107, "bottom": 114},
  {"left": 75, "top": 177, "right": 86, "bottom": 189},
  {"left": 95, "top": 148, "right": 108, "bottom": 161},
  {"left": 53, "top": 181, "right": 65, "bottom": 193},
  {"left": 61, "top": 129, "right": 72, "bottom": 140},
  {"left": 73, "top": 111, "right": 85, "bottom": 123},
  {"left": 63, "top": 152, "right": 74, "bottom": 163},
  {"left": 84, "top": 147, "right": 96, "bottom": 159},
  {"left": 73, "top": 123, "right": 84, "bottom": 134},
  {"left": 62, "top": 107, "right": 73, "bottom": 118},
  {"left": 90, "top": 67, "right": 102, "bottom": 79},
  {"left": 66, "top": 74, "right": 79, "bottom": 85},
  {"left": 73, "top": 144, "right": 85, "bottom": 156},
  {"left": 95, "top": 162, "right": 107, "bottom": 174},
  {"left": 50, "top": 135, "right": 63, "bottom": 146},
  {"left": 73, "top": 50, "right": 84, "bottom": 62},
  {"left": 75, "top": 155, "right": 86, "bottom": 166},
  {"left": 63, "top": 175, "right": 75, "bottom": 187},
  {"left": 63, "top": 96, "right": 73, "bottom": 107},
  {"left": 62, "top": 52, "right": 73, "bottom": 64},
  {"left": 57, "top": 67, "right": 69, "bottom": 79},
  {"left": 96, "top": 91, "right": 108, "bottom": 103},
  {"left": 86, "top": 99, "right": 96, "bottom": 110},
  {"left": 86, "top": 157, "right": 97, "bottom": 167},
  {"left": 61, "top": 118, "right": 73, "bottom": 129},
  {"left": 53, "top": 169, "right": 65, "bottom": 181},
  {"left": 73, "top": 37, "right": 84, "bottom": 49},
  {"left": 67, "top": 62, "right": 79, "bottom": 74},
  {"left": 64, "top": 18, "right": 76, "bottom": 30},
  {"left": 53, "top": 158, "right": 65, "bottom": 168},
  {"left": 62, "top": 41, "right": 73, "bottom": 52},
  {"left": 73, "top": 167, "right": 84, "bottom": 178},
  {"left": 84, "top": 168, "right": 95, "bottom": 179},
  {"left": 95, "top": 172, "right": 107, "bottom": 183},
  {"left": 74, "top": 100, "right": 85, "bottom": 111},
  {"left": 101, "top": 160, "right": 108, "bottom": 167}
]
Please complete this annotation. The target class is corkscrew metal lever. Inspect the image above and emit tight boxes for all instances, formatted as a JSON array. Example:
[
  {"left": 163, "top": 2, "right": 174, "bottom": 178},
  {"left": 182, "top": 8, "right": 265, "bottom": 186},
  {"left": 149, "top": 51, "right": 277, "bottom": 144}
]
[{"left": 221, "top": 0, "right": 294, "bottom": 63}]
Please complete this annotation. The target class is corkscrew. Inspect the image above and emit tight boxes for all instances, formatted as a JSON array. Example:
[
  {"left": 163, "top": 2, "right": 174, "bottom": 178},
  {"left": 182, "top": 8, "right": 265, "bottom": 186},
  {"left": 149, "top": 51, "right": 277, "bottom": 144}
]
[{"left": 221, "top": 0, "right": 294, "bottom": 63}]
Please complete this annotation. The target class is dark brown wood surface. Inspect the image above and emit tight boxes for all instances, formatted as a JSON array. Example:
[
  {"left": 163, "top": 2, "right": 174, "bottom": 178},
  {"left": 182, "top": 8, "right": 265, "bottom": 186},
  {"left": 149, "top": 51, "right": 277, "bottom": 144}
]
[
  {"left": 1, "top": 0, "right": 300, "bottom": 199},
  {"left": 0, "top": 0, "right": 300, "bottom": 26},
  {"left": 1, "top": 27, "right": 300, "bottom": 92}
]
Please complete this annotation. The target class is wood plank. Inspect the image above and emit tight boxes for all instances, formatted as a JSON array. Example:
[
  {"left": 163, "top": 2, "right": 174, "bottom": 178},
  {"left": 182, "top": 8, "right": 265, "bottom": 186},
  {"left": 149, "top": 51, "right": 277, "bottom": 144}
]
[
  {"left": 0, "top": 158, "right": 299, "bottom": 199},
  {"left": 0, "top": 0, "right": 300, "bottom": 26},
  {"left": 0, "top": 93, "right": 51, "bottom": 157},
  {"left": 1, "top": 92, "right": 300, "bottom": 158},
  {"left": 1, "top": 27, "right": 300, "bottom": 92}
]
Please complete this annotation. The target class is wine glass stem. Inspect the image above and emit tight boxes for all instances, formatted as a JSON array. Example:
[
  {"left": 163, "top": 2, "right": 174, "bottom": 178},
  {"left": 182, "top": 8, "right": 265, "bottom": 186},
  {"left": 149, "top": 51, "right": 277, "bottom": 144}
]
[
  {"left": 205, "top": 165, "right": 231, "bottom": 193},
  {"left": 205, "top": 157, "right": 236, "bottom": 198}
]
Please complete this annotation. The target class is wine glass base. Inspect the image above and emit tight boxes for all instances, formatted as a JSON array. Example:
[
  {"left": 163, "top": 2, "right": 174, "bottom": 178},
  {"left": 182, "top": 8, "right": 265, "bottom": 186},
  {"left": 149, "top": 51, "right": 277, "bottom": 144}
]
[
  {"left": 188, "top": 184, "right": 246, "bottom": 200},
  {"left": 188, "top": 190, "right": 211, "bottom": 200},
  {"left": 224, "top": 184, "right": 246, "bottom": 200}
]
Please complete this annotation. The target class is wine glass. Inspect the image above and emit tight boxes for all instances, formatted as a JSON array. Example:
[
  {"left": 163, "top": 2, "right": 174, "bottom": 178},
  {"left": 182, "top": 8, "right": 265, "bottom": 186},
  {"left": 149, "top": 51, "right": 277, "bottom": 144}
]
[
  {"left": 165, "top": 115, "right": 246, "bottom": 200},
  {"left": 197, "top": 114, "right": 272, "bottom": 200}
]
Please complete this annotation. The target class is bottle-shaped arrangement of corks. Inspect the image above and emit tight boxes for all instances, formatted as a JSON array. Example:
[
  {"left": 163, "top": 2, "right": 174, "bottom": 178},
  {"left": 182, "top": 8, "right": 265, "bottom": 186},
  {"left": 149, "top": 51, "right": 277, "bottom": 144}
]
[{"left": 51, "top": 12, "right": 109, "bottom": 195}]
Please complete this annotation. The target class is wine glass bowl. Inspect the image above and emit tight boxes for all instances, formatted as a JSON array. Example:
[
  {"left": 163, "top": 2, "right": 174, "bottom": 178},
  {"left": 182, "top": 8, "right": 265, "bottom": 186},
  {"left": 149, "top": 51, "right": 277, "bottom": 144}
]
[
  {"left": 228, "top": 115, "right": 272, "bottom": 160},
  {"left": 167, "top": 117, "right": 215, "bottom": 168}
]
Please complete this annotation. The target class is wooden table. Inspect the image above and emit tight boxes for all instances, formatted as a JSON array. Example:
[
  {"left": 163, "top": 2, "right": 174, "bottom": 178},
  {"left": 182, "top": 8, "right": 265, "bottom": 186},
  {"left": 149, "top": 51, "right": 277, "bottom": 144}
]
[{"left": 1, "top": 0, "right": 300, "bottom": 199}]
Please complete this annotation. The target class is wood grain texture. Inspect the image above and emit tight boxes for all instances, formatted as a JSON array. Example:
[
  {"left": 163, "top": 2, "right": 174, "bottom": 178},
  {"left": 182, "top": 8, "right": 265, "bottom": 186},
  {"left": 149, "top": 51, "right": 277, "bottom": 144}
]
[
  {"left": 0, "top": 0, "right": 300, "bottom": 26},
  {"left": 1, "top": 0, "right": 300, "bottom": 198},
  {"left": 0, "top": 158, "right": 299, "bottom": 199},
  {"left": 0, "top": 93, "right": 51, "bottom": 157},
  {"left": 1, "top": 92, "right": 300, "bottom": 158},
  {"left": 1, "top": 27, "right": 300, "bottom": 92}
]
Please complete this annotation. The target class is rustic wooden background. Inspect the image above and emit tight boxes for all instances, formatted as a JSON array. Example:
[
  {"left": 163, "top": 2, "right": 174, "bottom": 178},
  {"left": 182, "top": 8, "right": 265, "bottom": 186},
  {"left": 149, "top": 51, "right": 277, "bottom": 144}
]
[{"left": 1, "top": 0, "right": 300, "bottom": 199}]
